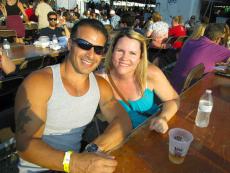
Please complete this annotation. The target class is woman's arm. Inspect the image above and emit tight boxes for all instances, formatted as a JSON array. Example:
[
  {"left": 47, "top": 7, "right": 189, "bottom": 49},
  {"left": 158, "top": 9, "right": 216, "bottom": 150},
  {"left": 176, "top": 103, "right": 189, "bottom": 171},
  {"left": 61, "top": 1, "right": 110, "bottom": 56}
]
[
  {"left": 148, "top": 64, "right": 180, "bottom": 134},
  {"left": 0, "top": 3, "right": 7, "bottom": 17},
  {"left": 17, "top": 1, "right": 29, "bottom": 23}
]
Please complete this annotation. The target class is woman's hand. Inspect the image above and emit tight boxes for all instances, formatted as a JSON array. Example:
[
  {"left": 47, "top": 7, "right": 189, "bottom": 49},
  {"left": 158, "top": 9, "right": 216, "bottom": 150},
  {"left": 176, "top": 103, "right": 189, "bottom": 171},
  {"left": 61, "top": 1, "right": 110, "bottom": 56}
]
[{"left": 149, "top": 116, "right": 169, "bottom": 134}]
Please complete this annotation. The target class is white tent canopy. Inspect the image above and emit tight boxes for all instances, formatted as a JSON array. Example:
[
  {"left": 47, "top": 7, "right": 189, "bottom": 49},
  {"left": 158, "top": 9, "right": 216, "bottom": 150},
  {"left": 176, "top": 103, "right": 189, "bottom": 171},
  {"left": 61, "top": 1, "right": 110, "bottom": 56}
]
[{"left": 56, "top": 0, "right": 79, "bottom": 9}]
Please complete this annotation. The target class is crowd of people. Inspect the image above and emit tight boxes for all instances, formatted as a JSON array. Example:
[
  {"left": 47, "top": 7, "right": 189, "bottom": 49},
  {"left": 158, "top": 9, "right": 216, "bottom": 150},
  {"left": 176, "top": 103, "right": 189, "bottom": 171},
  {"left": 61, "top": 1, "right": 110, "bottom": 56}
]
[{"left": 1, "top": 0, "right": 230, "bottom": 173}]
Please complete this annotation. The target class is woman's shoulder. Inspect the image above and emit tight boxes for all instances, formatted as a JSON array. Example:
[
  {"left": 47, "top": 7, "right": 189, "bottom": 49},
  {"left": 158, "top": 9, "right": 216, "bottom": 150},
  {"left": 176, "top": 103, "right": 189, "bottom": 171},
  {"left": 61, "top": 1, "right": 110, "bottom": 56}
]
[
  {"left": 147, "top": 64, "right": 166, "bottom": 86},
  {"left": 147, "top": 64, "right": 162, "bottom": 76}
]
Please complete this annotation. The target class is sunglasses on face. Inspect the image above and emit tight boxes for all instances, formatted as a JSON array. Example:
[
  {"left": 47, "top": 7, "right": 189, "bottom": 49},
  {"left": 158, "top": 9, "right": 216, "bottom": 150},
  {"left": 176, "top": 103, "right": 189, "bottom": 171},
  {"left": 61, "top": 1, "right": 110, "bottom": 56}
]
[
  {"left": 49, "top": 18, "right": 57, "bottom": 21},
  {"left": 72, "top": 38, "right": 105, "bottom": 55}
]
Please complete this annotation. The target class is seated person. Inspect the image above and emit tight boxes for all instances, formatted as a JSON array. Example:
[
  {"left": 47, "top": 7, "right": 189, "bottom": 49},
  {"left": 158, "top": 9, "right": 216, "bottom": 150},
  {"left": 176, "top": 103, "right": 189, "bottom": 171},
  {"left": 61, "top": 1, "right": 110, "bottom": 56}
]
[
  {"left": 97, "top": 29, "right": 179, "bottom": 132},
  {"left": 15, "top": 19, "right": 131, "bottom": 173},
  {"left": 184, "top": 15, "right": 196, "bottom": 36},
  {"left": 145, "top": 12, "right": 163, "bottom": 37},
  {"left": 39, "top": 11, "right": 70, "bottom": 40},
  {"left": 169, "top": 16, "right": 187, "bottom": 49},
  {"left": 0, "top": 49, "right": 16, "bottom": 78},
  {"left": 170, "top": 23, "right": 230, "bottom": 93},
  {"left": 147, "top": 21, "right": 174, "bottom": 65}
]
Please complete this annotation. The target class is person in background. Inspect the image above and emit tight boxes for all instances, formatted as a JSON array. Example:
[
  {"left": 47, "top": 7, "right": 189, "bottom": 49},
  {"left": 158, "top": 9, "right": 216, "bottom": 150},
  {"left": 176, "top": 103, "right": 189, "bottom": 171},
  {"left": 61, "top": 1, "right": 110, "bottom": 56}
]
[
  {"left": 39, "top": 11, "right": 70, "bottom": 40},
  {"left": 119, "top": 12, "right": 135, "bottom": 29},
  {"left": 15, "top": 18, "right": 132, "bottom": 173},
  {"left": 35, "top": 0, "right": 53, "bottom": 29},
  {"left": 168, "top": 16, "right": 187, "bottom": 49},
  {"left": 100, "top": 13, "right": 110, "bottom": 25},
  {"left": 0, "top": 49, "right": 16, "bottom": 77},
  {"left": 188, "top": 23, "right": 207, "bottom": 40},
  {"left": 25, "top": 1, "right": 37, "bottom": 22},
  {"left": 109, "top": 9, "right": 120, "bottom": 29},
  {"left": 97, "top": 28, "right": 179, "bottom": 131},
  {"left": 119, "top": 12, "right": 144, "bottom": 35},
  {"left": 145, "top": 11, "right": 163, "bottom": 37},
  {"left": 185, "top": 15, "right": 196, "bottom": 35},
  {"left": 170, "top": 23, "right": 230, "bottom": 93},
  {"left": 147, "top": 21, "right": 169, "bottom": 64},
  {"left": 1, "top": 0, "right": 29, "bottom": 43}
]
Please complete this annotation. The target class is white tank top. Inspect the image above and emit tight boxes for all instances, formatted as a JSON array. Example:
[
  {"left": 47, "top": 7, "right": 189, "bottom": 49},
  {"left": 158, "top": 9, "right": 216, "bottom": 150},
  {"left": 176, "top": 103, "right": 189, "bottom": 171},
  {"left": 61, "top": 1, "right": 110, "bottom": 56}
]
[{"left": 19, "top": 64, "right": 100, "bottom": 172}]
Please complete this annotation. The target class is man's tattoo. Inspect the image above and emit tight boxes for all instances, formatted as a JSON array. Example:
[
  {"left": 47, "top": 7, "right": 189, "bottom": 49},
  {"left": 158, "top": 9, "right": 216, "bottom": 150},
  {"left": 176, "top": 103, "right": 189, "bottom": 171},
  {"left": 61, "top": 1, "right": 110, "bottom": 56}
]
[{"left": 16, "top": 103, "right": 32, "bottom": 134}]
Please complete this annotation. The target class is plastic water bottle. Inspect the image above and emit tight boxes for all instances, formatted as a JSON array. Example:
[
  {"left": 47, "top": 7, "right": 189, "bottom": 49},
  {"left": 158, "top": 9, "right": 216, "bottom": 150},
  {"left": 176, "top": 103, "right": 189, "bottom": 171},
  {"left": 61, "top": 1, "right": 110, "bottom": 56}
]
[
  {"left": 227, "top": 39, "right": 230, "bottom": 49},
  {"left": 52, "top": 34, "right": 58, "bottom": 45},
  {"left": 195, "top": 89, "right": 213, "bottom": 128},
  {"left": 3, "top": 38, "right": 10, "bottom": 50}
]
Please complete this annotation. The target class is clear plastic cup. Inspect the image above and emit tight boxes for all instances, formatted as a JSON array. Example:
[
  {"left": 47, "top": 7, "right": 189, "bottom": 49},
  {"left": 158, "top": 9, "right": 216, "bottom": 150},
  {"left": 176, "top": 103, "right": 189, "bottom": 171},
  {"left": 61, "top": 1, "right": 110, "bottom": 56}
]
[{"left": 168, "top": 128, "right": 193, "bottom": 164}]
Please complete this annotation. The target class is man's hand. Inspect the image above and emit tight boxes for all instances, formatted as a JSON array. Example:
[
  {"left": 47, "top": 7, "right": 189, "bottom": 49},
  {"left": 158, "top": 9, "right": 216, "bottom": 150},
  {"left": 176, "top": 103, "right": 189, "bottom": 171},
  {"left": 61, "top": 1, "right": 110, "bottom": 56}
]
[
  {"left": 70, "top": 152, "right": 117, "bottom": 173},
  {"left": 149, "top": 116, "right": 169, "bottom": 134}
]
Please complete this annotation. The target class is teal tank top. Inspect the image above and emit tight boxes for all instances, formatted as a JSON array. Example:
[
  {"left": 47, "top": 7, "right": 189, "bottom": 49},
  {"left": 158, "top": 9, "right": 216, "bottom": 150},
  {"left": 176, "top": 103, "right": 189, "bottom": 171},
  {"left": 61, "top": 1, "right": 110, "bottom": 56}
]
[{"left": 119, "top": 88, "right": 159, "bottom": 128}]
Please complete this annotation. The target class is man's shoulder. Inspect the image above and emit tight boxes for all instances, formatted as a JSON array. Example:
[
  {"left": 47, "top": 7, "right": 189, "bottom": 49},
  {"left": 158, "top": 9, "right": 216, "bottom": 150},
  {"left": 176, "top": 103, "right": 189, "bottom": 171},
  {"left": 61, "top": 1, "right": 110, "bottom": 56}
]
[
  {"left": 39, "top": 27, "right": 50, "bottom": 32},
  {"left": 95, "top": 74, "right": 112, "bottom": 92},
  {"left": 22, "top": 67, "right": 53, "bottom": 92}
]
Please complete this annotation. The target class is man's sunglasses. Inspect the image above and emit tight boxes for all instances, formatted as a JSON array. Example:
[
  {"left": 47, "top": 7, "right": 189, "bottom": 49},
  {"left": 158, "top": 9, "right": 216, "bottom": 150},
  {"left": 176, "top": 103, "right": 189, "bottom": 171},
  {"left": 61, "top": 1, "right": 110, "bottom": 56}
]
[
  {"left": 72, "top": 38, "right": 105, "bottom": 55},
  {"left": 49, "top": 18, "right": 57, "bottom": 21}
]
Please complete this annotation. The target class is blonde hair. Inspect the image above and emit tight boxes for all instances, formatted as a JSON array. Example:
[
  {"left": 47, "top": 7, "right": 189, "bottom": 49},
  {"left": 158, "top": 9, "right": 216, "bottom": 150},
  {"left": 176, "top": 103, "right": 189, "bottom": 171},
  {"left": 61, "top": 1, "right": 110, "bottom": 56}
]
[
  {"left": 105, "top": 29, "right": 148, "bottom": 93},
  {"left": 189, "top": 23, "right": 207, "bottom": 40},
  {"left": 152, "top": 12, "right": 162, "bottom": 22},
  {"left": 172, "top": 16, "right": 183, "bottom": 25}
]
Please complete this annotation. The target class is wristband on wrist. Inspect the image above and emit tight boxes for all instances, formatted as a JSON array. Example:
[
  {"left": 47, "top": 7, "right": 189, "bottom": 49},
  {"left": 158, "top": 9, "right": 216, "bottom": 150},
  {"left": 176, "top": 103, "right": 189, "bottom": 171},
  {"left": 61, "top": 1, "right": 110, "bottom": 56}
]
[{"left": 63, "top": 151, "right": 73, "bottom": 173}]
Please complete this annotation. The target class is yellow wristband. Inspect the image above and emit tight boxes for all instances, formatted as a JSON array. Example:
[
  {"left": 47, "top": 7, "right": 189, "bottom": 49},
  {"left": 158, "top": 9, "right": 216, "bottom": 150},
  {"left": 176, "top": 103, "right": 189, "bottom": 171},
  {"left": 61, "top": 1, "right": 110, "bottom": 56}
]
[{"left": 63, "top": 151, "right": 73, "bottom": 173}]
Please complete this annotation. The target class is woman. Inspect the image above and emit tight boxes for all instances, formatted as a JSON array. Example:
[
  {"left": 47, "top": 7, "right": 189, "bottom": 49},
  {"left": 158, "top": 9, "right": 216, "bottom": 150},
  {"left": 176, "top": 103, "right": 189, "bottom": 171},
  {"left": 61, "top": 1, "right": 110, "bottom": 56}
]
[
  {"left": 145, "top": 12, "right": 163, "bottom": 37},
  {"left": 97, "top": 29, "right": 179, "bottom": 133},
  {"left": 1, "top": 0, "right": 29, "bottom": 43}
]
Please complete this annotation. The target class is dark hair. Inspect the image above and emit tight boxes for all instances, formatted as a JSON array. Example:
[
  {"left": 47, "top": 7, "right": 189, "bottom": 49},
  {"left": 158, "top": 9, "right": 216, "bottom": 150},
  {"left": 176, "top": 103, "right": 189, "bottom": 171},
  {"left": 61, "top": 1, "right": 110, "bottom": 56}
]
[
  {"left": 120, "top": 12, "right": 135, "bottom": 27},
  {"left": 70, "top": 19, "right": 108, "bottom": 44},
  {"left": 47, "top": 11, "right": 57, "bottom": 18},
  {"left": 204, "top": 23, "right": 225, "bottom": 41}
]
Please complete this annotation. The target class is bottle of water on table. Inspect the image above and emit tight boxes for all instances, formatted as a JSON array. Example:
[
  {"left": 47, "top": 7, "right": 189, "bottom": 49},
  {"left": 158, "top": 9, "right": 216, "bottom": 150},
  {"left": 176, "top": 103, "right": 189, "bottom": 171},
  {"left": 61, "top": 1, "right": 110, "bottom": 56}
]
[
  {"left": 52, "top": 34, "right": 58, "bottom": 45},
  {"left": 3, "top": 38, "right": 10, "bottom": 49},
  {"left": 195, "top": 89, "right": 213, "bottom": 128},
  {"left": 3, "top": 38, "right": 10, "bottom": 56}
]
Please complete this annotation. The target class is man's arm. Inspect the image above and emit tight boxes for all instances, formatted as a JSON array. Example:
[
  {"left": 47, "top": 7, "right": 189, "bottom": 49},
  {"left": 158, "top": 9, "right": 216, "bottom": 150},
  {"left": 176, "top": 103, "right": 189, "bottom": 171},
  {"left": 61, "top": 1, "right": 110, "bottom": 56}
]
[
  {"left": 93, "top": 76, "right": 132, "bottom": 152},
  {"left": 15, "top": 70, "right": 66, "bottom": 170},
  {"left": 15, "top": 70, "right": 119, "bottom": 173}
]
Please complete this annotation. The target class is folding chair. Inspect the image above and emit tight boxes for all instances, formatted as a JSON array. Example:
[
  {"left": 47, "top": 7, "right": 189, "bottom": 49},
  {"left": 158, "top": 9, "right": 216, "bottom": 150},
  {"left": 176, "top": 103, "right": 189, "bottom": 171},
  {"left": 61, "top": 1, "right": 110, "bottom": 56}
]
[
  {"left": 18, "top": 56, "right": 45, "bottom": 77},
  {"left": 181, "top": 63, "right": 205, "bottom": 93}
]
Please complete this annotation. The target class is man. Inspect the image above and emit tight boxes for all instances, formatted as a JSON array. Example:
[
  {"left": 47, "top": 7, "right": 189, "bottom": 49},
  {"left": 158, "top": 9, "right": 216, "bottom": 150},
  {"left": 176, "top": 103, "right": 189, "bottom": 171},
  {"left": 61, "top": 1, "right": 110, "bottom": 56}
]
[
  {"left": 184, "top": 15, "right": 196, "bottom": 35},
  {"left": 35, "top": 0, "right": 53, "bottom": 29},
  {"left": 109, "top": 9, "right": 120, "bottom": 29},
  {"left": 170, "top": 23, "right": 230, "bottom": 93},
  {"left": 15, "top": 19, "right": 132, "bottom": 173},
  {"left": 39, "top": 11, "right": 70, "bottom": 40}
]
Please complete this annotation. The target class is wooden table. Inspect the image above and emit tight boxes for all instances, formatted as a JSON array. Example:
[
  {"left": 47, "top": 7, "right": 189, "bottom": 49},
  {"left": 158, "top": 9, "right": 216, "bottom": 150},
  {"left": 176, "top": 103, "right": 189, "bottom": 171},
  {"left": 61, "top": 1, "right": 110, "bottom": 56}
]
[
  {"left": 4, "top": 44, "right": 67, "bottom": 65},
  {"left": 112, "top": 73, "right": 230, "bottom": 173}
]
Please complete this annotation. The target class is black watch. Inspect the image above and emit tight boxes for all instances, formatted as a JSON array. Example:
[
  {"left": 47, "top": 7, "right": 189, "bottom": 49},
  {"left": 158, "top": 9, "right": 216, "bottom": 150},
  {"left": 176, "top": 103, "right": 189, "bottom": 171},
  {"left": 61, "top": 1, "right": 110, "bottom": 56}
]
[{"left": 85, "top": 143, "right": 100, "bottom": 152}]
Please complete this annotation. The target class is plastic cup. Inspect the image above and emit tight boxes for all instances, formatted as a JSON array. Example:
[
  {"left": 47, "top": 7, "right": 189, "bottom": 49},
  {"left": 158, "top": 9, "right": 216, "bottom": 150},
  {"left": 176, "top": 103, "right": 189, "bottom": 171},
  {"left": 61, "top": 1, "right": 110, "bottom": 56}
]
[{"left": 168, "top": 128, "right": 193, "bottom": 164}]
